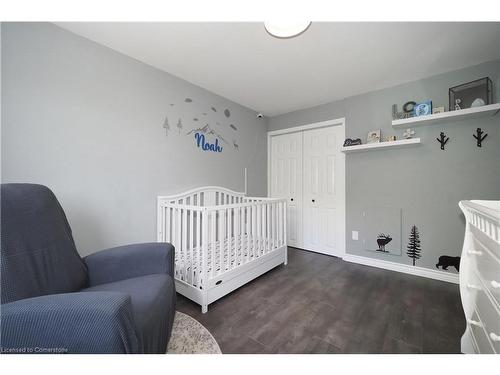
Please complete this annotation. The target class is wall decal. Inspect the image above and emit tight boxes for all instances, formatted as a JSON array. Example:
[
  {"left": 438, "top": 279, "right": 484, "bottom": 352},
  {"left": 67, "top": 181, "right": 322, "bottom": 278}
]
[
  {"left": 224, "top": 109, "right": 231, "bottom": 118},
  {"left": 203, "top": 113, "right": 207, "bottom": 116},
  {"left": 230, "top": 124, "right": 238, "bottom": 131},
  {"left": 186, "top": 125, "right": 229, "bottom": 145},
  {"left": 177, "top": 119, "right": 183, "bottom": 135},
  {"left": 211, "top": 107, "right": 217, "bottom": 112},
  {"left": 184, "top": 98, "right": 193, "bottom": 103},
  {"left": 436, "top": 132, "right": 449, "bottom": 150},
  {"left": 193, "top": 118, "right": 199, "bottom": 121},
  {"left": 377, "top": 234, "right": 392, "bottom": 252},
  {"left": 363, "top": 206, "right": 402, "bottom": 256},
  {"left": 473, "top": 127, "right": 487, "bottom": 147},
  {"left": 194, "top": 132, "right": 223, "bottom": 153},
  {"left": 162, "top": 116, "right": 170, "bottom": 136},
  {"left": 406, "top": 225, "right": 421, "bottom": 266},
  {"left": 436, "top": 255, "right": 460, "bottom": 272},
  {"left": 233, "top": 140, "right": 239, "bottom": 151}
]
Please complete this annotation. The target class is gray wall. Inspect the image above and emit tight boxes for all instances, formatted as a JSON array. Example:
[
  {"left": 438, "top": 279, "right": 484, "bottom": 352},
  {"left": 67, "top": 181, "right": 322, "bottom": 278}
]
[
  {"left": 269, "top": 59, "right": 500, "bottom": 272},
  {"left": 1, "top": 23, "right": 268, "bottom": 256}
]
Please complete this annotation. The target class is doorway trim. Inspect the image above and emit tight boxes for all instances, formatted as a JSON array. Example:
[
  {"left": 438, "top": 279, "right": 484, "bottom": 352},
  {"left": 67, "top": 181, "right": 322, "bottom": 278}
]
[{"left": 267, "top": 117, "right": 346, "bottom": 258}]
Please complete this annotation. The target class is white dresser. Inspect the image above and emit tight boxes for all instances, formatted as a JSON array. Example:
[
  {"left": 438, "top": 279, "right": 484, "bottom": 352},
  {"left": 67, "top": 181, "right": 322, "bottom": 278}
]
[{"left": 459, "top": 200, "right": 500, "bottom": 354}]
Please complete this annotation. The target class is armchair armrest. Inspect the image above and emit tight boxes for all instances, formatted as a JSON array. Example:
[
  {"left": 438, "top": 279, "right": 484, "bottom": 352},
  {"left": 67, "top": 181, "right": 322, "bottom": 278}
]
[
  {"left": 84, "top": 242, "right": 175, "bottom": 286},
  {"left": 0, "top": 292, "right": 138, "bottom": 354}
]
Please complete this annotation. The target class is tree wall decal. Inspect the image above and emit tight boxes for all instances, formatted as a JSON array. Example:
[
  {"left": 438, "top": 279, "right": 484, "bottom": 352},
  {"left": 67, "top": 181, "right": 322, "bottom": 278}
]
[
  {"left": 177, "top": 118, "right": 183, "bottom": 135},
  {"left": 406, "top": 225, "right": 421, "bottom": 266},
  {"left": 162, "top": 115, "right": 170, "bottom": 136}
]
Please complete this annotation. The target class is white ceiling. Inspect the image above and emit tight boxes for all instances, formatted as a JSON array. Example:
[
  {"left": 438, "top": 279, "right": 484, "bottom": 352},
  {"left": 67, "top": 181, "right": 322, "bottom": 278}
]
[{"left": 56, "top": 22, "right": 500, "bottom": 116}]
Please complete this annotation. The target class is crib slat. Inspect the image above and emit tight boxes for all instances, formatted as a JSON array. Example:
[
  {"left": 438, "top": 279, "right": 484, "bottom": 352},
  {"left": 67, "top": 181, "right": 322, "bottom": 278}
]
[
  {"left": 246, "top": 205, "right": 251, "bottom": 263},
  {"left": 190, "top": 208, "right": 194, "bottom": 285},
  {"left": 196, "top": 209, "right": 201, "bottom": 287},
  {"left": 266, "top": 203, "right": 271, "bottom": 253},
  {"left": 202, "top": 210, "right": 208, "bottom": 291},
  {"left": 227, "top": 207, "right": 232, "bottom": 270},
  {"left": 211, "top": 210, "right": 217, "bottom": 278}
]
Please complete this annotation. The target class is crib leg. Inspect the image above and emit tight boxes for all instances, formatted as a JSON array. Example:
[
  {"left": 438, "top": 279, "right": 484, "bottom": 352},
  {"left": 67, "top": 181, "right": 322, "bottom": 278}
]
[
  {"left": 284, "top": 248, "right": 288, "bottom": 266},
  {"left": 201, "top": 304, "right": 208, "bottom": 314}
]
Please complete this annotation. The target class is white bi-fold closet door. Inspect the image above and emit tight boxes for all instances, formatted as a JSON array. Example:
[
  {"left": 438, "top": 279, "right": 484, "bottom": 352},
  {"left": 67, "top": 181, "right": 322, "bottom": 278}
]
[{"left": 270, "top": 123, "right": 345, "bottom": 257}]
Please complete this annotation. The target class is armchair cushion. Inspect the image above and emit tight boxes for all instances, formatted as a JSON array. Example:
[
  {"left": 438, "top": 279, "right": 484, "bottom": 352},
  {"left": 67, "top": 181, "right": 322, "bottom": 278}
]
[
  {"left": 83, "top": 242, "right": 175, "bottom": 287},
  {"left": 1, "top": 184, "right": 88, "bottom": 304},
  {"left": 81, "top": 274, "right": 176, "bottom": 353},
  {"left": 0, "top": 292, "right": 139, "bottom": 353}
]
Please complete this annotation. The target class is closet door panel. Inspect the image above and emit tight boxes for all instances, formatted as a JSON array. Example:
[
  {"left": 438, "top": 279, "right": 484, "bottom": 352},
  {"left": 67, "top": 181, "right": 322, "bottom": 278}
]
[{"left": 270, "top": 132, "right": 303, "bottom": 248}]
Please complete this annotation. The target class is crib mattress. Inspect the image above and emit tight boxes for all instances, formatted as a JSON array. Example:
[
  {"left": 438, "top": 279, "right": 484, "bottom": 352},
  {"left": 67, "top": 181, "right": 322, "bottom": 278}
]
[{"left": 174, "top": 234, "right": 279, "bottom": 288}]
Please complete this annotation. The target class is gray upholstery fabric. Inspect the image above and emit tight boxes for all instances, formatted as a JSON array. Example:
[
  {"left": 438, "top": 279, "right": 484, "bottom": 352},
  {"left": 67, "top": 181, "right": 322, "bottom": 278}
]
[
  {"left": 84, "top": 242, "right": 175, "bottom": 286},
  {"left": 1, "top": 184, "right": 88, "bottom": 304},
  {"left": 82, "top": 274, "right": 176, "bottom": 353},
  {"left": 0, "top": 183, "right": 176, "bottom": 353},
  {"left": 0, "top": 292, "right": 139, "bottom": 353}
]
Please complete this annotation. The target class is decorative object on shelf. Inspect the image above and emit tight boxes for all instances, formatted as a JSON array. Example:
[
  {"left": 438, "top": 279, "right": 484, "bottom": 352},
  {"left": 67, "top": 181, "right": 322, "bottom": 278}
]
[
  {"left": 413, "top": 100, "right": 433, "bottom": 117},
  {"left": 436, "top": 255, "right": 460, "bottom": 272},
  {"left": 449, "top": 77, "right": 492, "bottom": 111},
  {"left": 473, "top": 127, "right": 488, "bottom": 147},
  {"left": 436, "top": 132, "right": 449, "bottom": 150},
  {"left": 366, "top": 130, "right": 381, "bottom": 144},
  {"left": 403, "top": 128, "right": 415, "bottom": 139},
  {"left": 471, "top": 98, "right": 486, "bottom": 107},
  {"left": 403, "top": 101, "right": 416, "bottom": 114},
  {"left": 433, "top": 106, "right": 445, "bottom": 114},
  {"left": 406, "top": 225, "right": 421, "bottom": 266},
  {"left": 376, "top": 233, "right": 392, "bottom": 253},
  {"left": 384, "top": 136, "right": 397, "bottom": 142},
  {"left": 343, "top": 138, "right": 363, "bottom": 147}
]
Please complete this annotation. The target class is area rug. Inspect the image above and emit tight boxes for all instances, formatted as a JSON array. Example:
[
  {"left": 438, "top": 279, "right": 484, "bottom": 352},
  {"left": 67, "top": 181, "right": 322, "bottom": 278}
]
[{"left": 167, "top": 311, "right": 222, "bottom": 354}]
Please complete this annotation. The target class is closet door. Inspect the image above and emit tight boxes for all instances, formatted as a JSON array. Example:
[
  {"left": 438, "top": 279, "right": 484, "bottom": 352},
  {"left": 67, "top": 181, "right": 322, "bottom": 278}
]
[
  {"left": 302, "top": 126, "right": 343, "bottom": 256},
  {"left": 270, "top": 132, "right": 303, "bottom": 248}
]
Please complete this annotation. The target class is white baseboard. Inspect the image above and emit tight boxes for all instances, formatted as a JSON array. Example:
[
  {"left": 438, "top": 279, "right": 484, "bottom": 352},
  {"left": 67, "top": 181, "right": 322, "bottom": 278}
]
[{"left": 343, "top": 254, "right": 459, "bottom": 284}]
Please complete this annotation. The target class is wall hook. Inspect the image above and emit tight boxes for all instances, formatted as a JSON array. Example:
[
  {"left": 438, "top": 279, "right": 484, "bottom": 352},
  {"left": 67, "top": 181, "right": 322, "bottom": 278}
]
[
  {"left": 473, "top": 128, "right": 487, "bottom": 147},
  {"left": 436, "top": 132, "right": 449, "bottom": 150}
]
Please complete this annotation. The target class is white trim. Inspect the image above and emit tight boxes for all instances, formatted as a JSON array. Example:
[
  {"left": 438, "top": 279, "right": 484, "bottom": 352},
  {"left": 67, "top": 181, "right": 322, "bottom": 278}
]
[
  {"left": 343, "top": 253, "right": 459, "bottom": 284},
  {"left": 267, "top": 117, "right": 346, "bottom": 258}
]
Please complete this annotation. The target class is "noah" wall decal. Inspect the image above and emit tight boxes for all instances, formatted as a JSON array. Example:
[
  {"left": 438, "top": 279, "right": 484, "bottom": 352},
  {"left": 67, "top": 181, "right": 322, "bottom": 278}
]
[{"left": 195, "top": 133, "right": 223, "bottom": 153}]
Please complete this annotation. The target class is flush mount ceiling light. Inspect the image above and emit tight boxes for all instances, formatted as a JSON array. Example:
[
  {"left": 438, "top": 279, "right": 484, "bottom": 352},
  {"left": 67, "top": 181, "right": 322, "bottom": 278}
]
[{"left": 264, "top": 21, "right": 311, "bottom": 39}]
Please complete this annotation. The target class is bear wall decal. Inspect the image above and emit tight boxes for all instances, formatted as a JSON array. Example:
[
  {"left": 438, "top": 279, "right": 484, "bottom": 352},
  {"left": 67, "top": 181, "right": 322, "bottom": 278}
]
[{"left": 436, "top": 255, "right": 460, "bottom": 272}]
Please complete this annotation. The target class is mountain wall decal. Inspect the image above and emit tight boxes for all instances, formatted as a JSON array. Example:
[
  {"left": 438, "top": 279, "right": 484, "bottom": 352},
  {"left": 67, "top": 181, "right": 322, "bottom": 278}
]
[{"left": 186, "top": 124, "right": 229, "bottom": 145}]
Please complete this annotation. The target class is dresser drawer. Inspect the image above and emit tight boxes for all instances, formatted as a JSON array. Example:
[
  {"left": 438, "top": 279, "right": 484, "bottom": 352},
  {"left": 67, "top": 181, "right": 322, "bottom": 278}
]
[
  {"left": 474, "top": 276, "right": 500, "bottom": 353},
  {"left": 468, "top": 227, "right": 500, "bottom": 307},
  {"left": 468, "top": 310, "right": 495, "bottom": 354}
]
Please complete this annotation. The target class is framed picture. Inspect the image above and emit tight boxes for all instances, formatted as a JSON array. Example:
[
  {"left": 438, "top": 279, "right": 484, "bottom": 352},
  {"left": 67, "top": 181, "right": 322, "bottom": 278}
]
[
  {"left": 413, "top": 100, "right": 432, "bottom": 117},
  {"left": 367, "top": 130, "right": 381, "bottom": 144}
]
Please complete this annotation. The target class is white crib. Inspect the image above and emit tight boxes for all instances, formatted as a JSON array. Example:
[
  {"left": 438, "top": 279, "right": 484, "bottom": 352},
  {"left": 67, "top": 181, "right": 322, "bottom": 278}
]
[{"left": 157, "top": 186, "right": 287, "bottom": 313}]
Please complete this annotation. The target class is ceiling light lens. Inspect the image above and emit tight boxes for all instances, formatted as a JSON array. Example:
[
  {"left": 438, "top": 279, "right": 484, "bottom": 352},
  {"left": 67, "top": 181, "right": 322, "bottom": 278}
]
[{"left": 264, "top": 21, "right": 311, "bottom": 38}]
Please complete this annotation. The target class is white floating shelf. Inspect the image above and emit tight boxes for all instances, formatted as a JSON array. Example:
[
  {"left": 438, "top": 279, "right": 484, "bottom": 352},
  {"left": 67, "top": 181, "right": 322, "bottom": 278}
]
[
  {"left": 341, "top": 138, "right": 421, "bottom": 153},
  {"left": 392, "top": 103, "right": 500, "bottom": 128}
]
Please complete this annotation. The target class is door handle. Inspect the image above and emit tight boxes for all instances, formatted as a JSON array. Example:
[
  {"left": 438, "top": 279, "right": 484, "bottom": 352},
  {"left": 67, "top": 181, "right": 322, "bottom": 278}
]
[
  {"left": 491, "top": 280, "right": 500, "bottom": 289},
  {"left": 467, "top": 319, "right": 483, "bottom": 327}
]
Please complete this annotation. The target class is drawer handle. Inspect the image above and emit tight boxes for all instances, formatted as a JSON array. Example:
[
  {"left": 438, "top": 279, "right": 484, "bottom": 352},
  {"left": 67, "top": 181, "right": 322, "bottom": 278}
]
[
  {"left": 491, "top": 280, "right": 500, "bottom": 289},
  {"left": 467, "top": 250, "right": 483, "bottom": 256},
  {"left": 467, "top": 319, "right": 483, "bottom": 327},
  {"left": 490, "top": 333, "right": 500, "bottom": 342},
  {"left": 466, "top": 283, "right": 482, "bottom": 291}
]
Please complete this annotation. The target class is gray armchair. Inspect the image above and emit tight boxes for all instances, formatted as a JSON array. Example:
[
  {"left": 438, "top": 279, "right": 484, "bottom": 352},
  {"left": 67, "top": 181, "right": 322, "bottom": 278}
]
[{"left": 0, "top": 184, "right": 176, "bottom": 353}]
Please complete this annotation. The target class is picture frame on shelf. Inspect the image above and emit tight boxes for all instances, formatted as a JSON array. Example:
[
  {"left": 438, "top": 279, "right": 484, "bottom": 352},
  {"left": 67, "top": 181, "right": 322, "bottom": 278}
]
[
  {"left": 413, "top": 100, "right": 433, "bottom": 117},
  {"left": 367, "top": 130, "right": 381, "bottom": 144},
  {"left": 433, "top": 106, "right": 445, "bottom": 114}
]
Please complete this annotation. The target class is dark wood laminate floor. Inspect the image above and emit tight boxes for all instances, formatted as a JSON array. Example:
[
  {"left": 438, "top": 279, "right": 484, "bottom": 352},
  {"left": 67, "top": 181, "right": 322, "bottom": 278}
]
[{"left": 176, "top": 247, "right": 465, "bottom": 354}]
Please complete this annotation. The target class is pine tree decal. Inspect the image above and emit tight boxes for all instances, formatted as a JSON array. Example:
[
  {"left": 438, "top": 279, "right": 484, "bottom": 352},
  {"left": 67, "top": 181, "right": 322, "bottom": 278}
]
[
  {"left": 177, "top": 118, "right": 183, "bottom": 135},
  {"left": 162, "top": 115, "right": 170, "bottom": 136},
  {"left": 406, "top": 225, "right": 421, "bottom": 266}
]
